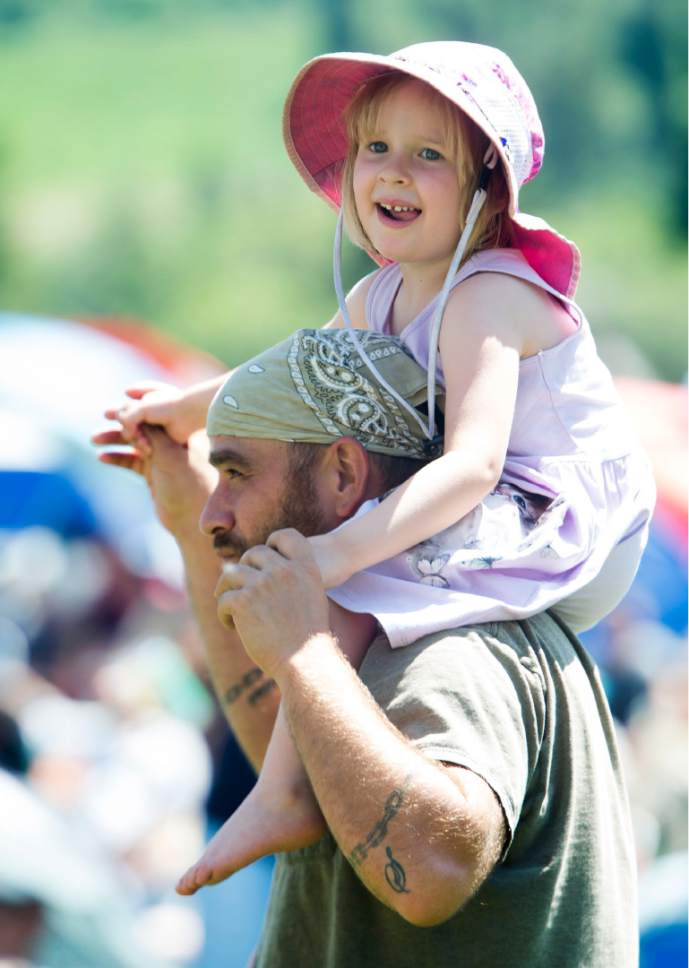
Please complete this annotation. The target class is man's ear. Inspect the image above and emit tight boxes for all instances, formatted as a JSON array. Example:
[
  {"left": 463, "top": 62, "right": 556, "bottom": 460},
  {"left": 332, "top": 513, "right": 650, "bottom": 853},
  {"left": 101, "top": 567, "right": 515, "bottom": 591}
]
[{"left": 320, "top": 437, "right": 371, "bottom": 520}]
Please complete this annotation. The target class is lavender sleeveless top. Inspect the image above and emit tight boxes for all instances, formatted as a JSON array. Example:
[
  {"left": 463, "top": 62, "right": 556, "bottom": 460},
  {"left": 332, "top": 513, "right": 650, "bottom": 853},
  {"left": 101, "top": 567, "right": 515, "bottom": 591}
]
[{"left": 327, "top": 249, "right": 656, "bottom": 647}]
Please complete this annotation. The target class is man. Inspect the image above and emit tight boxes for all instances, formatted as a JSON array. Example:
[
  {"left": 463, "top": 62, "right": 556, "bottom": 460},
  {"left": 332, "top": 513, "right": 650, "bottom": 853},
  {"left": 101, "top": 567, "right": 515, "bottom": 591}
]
[{"left": 96, "top": 329, "right": 638, "bottom": 967}]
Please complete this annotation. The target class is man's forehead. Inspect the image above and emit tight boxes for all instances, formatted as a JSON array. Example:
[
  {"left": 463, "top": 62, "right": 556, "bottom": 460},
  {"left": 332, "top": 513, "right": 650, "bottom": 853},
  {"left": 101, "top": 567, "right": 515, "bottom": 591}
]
[{"left": 208, "top": 435, "right": 288, "bottom": 467}]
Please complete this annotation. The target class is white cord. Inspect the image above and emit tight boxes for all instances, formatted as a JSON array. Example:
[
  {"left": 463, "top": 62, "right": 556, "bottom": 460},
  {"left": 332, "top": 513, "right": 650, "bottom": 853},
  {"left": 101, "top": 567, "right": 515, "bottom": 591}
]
[
  {"left": 333, "top": 211, "right": 431, "bottom": 439},
  {"left": 425, "top": 186, "right": 487, "bottom": 438},
  {"left": 332, "top": 184, "right": 488, "bottom": 444}
]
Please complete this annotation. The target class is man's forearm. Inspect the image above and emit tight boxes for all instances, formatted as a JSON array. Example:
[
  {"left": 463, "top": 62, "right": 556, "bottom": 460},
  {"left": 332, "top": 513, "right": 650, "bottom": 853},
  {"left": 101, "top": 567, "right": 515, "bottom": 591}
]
[
  {"left": 94, "top": 423, "right": 278, "bottom": 769},
  {"left": 177, "top": 526, "right": 279, "bottom": 771},
  {"left": 276, "top": 634, "right": 503, "bottom": 926}
]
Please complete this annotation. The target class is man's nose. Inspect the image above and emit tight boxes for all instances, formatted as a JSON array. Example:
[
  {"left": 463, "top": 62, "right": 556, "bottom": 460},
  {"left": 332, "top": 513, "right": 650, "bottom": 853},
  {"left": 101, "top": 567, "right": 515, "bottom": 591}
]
[{"left": 199, "top": 488, "right": 235, "bottom": 536}]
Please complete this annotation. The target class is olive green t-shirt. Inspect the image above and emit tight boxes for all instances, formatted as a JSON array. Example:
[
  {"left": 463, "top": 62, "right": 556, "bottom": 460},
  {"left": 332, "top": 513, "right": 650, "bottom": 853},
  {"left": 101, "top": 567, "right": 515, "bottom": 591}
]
[{"left": 255, "top": 613, "right": 638, "bottom": 968}]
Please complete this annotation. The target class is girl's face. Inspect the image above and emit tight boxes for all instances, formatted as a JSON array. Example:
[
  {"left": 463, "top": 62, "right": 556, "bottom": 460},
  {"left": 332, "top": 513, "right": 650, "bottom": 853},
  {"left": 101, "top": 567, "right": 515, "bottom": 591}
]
[{"left": 352, "top": 80, "right": 462, "bottom": 273}]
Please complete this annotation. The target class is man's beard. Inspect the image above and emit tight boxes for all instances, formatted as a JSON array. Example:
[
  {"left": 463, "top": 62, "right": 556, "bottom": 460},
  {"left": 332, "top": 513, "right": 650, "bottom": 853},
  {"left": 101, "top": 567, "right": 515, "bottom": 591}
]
[{"left": 212, "top": 470, "right": 328, "bottom": 559}]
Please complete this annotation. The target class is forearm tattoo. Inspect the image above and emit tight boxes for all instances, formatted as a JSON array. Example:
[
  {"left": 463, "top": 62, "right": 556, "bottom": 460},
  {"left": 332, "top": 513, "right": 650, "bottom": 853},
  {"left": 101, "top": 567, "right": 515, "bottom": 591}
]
[
  {"left": 384, "top": 847, "right": 411, "bottom": 894},
  {"left": 247, "top": 679, "right": 277, "bottom": 706},
  {"left": 349, "top": 774, "right": 412, "bottom": 868},
  {"left": 223, "top": 667, "right": 276, "bottom": 707}
]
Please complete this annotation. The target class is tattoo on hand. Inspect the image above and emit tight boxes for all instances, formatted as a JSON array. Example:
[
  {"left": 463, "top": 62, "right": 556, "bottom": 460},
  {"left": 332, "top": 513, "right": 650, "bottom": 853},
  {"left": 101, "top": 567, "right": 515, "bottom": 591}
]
[
  {"left": 349, "top": 774, "right": 412, "bottom": 867},
  {"left": 223, "top": 668, "right": 275, "bottom": 707},
  {"left": 384, "top": 847, "right": 411, "bottom": 894}
]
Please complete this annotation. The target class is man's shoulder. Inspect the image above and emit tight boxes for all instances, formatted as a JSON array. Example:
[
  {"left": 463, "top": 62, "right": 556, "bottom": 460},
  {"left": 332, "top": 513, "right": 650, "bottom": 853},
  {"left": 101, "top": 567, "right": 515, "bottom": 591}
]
[{"left": 360, "top": 612, "right": 574, "bottom": 696}]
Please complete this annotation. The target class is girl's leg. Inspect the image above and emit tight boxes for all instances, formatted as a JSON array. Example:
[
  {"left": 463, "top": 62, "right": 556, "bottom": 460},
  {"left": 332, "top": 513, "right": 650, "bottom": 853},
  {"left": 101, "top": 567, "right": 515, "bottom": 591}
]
[{"left": 176, "top": 604, "right": 375, "bottom": 895}]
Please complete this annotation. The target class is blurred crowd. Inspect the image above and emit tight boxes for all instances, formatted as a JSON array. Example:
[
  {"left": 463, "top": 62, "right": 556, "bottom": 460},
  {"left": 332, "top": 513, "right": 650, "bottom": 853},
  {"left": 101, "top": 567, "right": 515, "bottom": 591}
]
[
  {"left": 0, "top": 521, "right": 280, "bottom": 967},
  {"left": 0, "top": 321, "right": 686, "bottom": 967}
]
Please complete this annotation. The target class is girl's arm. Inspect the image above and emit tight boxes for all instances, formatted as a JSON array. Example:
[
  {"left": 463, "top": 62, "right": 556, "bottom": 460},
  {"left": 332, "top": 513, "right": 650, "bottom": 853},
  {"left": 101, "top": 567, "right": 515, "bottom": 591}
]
[
  {"left": 113, "top": 271, "right": 378, "bottom": 446},
  {"left": 310, "top": 273, "right": 538, "bottom": 587},
  {"left": 113, "top": 375, "right": 226, "bottom": 446},
  {"left": 322, "top": 269, "right": 378, "bottom": 329}
]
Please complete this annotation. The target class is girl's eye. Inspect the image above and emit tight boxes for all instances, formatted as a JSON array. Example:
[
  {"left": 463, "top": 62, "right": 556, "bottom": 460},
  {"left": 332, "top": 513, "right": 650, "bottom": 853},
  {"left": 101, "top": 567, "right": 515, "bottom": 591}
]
[
  {"left": 420, "top": 147, "right": 442, "bottom": 161},
  {"left": 367, "top": 141, "right": 388, "bottom": 154},
  {"left": 225, "top": 469, "right": 244, "bottom": 480}
]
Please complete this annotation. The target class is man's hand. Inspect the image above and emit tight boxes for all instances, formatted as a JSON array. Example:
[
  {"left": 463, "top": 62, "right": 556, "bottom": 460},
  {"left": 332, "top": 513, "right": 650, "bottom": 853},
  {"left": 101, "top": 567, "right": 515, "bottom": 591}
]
[
  {"left": 214, "top": 529, "right": 331, "bottom": 679},
  {"left": 91, "top": 424, "right": 217, "bottom": 538}
]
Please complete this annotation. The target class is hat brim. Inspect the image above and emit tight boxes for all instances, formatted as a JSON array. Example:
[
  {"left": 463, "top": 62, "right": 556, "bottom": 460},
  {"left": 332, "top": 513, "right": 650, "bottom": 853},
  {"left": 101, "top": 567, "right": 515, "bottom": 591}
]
[
  {"left": 283, "top": 51, "right": 580, "bottom": 299},
  {"left": 283, "top": 51, "right": 519, "bottom": 216}
]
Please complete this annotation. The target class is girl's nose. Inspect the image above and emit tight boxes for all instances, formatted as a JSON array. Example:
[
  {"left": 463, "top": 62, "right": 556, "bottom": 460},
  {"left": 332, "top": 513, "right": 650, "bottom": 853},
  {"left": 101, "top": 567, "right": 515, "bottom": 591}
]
[{"left": 378, "top": 154, "right": 411, "bottom": 184}]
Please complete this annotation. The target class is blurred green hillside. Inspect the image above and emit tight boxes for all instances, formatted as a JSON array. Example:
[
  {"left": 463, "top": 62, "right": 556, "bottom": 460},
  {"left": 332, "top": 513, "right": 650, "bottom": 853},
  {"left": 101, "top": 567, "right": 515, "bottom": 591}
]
[{"left": 0, "top": 1, "right": 686, "bottom": 378}]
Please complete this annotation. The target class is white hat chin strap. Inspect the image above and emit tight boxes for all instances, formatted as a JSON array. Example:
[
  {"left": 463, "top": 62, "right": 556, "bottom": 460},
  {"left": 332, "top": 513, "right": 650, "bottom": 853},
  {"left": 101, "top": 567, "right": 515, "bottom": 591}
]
[
  {"left": 333, "top": 185, "right": 488, "bottom": 447},
  {"left": 333, "top": 212, "right": 431, "bottom": 440},
  {"left": 424, "top": 185, "right": 487, "bottom": 438}
]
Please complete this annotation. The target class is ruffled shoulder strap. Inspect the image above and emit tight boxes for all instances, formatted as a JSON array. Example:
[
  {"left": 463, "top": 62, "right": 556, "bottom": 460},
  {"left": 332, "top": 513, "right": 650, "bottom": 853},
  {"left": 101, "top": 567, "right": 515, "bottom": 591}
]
[{"left": 451, "top": 248, "right": 582, "bottom": 317}]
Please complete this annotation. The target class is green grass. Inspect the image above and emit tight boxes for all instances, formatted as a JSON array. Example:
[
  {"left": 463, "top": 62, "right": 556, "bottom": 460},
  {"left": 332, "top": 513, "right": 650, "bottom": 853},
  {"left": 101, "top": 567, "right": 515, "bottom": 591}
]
[
  {"left": 0, "top": 14, "right": 686, "bottom": 379},
  {"left": 541, "top": 181, "right": 688, "bottom": 381},
  {"left": 0, "top": 13, "right": 305, "bottom": 181}
]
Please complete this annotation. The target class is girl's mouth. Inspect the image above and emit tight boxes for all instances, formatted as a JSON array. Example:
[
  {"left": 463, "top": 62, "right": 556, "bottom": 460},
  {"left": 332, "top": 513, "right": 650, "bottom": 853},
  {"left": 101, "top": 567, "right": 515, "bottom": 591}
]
[{"left": 376, "top": 203, "right": 421, "bottom": 224}]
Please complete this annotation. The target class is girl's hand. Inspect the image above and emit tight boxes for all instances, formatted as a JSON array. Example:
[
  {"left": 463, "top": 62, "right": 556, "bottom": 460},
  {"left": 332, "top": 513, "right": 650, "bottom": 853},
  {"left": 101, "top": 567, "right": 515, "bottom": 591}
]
[
  {"left": 105, "top": 381, "right": 196, "bottom": 454},
  {"left": 305, "top": 532, "right": 353, "bottom": 590}
]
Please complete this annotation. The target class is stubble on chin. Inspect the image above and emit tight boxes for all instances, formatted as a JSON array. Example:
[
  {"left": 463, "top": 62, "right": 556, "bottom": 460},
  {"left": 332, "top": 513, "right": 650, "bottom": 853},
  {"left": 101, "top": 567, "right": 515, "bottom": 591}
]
[{"left": 210, "top": 470, "right": 330, "bottom": 561}]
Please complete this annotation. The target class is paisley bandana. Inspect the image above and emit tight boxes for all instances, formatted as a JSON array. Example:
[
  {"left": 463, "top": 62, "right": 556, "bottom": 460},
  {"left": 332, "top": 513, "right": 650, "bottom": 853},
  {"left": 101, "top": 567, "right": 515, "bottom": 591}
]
[{"left": 207, "top": 329, "right": 441, "bottom": 459}]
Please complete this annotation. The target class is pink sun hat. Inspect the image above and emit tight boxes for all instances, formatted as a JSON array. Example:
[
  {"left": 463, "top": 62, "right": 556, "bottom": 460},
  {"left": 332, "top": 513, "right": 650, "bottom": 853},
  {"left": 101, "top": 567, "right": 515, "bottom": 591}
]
[{"left": 283, "top": 41, "right": 581, "bottom": 299}]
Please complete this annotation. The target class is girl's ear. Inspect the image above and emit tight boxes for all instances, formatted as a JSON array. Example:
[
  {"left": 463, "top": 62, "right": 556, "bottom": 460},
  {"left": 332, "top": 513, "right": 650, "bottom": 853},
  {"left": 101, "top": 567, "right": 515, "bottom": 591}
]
[{"left": 321, "top": 437, "right": 371, "bottom": 520}]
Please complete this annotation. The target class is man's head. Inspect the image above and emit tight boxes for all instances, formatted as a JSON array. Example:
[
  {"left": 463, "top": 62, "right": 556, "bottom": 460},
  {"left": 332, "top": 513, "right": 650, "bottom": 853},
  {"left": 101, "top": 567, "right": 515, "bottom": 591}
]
[
  {"left": 201, "top": 329, "right": 438, "bottom": 560},
  {"left": 200, "top": 435, "right": 427, "bottom": 561}
]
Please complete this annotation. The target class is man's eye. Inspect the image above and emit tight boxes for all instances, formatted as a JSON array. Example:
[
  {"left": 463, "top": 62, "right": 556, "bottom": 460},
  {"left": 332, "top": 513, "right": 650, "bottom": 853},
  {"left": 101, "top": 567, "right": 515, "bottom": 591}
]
[
  {"left": 367, "top": 141, "right": 388, "bottom": 154},
  {"left": 225, "top": 469, "right": 243, "bottom": 480},
  {"left": 420, "top": 147, "right": 442, "bottom": 161}
]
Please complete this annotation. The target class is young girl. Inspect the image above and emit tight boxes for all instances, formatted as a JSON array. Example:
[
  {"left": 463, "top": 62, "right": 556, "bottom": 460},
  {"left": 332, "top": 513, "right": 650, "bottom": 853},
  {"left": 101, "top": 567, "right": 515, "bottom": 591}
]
[{"left": 110, "top": 42, "right": 655, "bottom": 893}]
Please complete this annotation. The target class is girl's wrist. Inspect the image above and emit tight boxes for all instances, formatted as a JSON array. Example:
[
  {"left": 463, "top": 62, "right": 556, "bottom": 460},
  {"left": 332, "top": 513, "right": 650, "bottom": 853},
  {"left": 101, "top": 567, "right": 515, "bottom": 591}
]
[
  {"left": 309, "top": 533, "right": 354, "bottom": 589},
  {"left": 188, "top": 383, "right": 216, "bottom": 421}
]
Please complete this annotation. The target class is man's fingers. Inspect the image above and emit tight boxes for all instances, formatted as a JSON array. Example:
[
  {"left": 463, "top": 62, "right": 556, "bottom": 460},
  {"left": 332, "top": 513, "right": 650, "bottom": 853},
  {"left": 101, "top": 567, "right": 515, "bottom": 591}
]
[
  {"left": 91, "top": 428, "right": 128, "bottom": 446},
  {"left": 214, "top": 545, "right": 295, "bottom": 599},
  {"left": 266, "top": 528, "right": 313, "bottom": 561},
  {"left": 96, "top": 451, "right": 146, "bottom": 476},
  {"left": 92, "top": 426, "right": 152, "bottom": 459},
  {"left": 142, "top": 424, "right": 187, "bottom": 458},
  {"left": 216, "top": 590, "right": 241, "bottom": 629},
  {"left": 214, "top": 562, "right": 256, "bottom": 598},
  {"left": 239, "top": 544, "right": 289, "bottom": 570},
  {"left": 215, "top": 564, "right": 260, "bottom": 629}
]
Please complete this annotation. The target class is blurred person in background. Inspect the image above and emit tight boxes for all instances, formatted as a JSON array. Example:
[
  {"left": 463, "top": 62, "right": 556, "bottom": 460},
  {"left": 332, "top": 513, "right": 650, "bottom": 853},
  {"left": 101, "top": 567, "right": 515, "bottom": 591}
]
[{"left": 0, "top": 530, "right": 209, "bottom": 966}]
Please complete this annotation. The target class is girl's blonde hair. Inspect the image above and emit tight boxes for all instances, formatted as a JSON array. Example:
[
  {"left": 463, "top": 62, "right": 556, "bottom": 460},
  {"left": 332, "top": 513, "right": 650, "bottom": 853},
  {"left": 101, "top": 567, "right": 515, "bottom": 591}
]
[{"left": 341, "top": 73, "right": 513, "bottom": 263}]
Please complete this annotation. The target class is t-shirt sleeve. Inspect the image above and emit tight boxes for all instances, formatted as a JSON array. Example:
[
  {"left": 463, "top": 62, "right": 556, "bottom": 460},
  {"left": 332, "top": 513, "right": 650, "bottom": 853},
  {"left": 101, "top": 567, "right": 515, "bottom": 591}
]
[{"left": 359, "top": 622, "right": 547, "bottom": 847}]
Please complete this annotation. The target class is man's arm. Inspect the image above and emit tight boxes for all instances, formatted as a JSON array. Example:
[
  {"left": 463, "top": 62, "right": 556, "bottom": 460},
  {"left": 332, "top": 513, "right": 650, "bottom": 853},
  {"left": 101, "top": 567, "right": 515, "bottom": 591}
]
[
  {"left": 174, "top": 505, "right": 280, "bottom": 772},
  {"left": 218, "top": 531, "right": 507, "bottom": 925},
  {"left": 282, "top": 635, "right": 506, "bottom": 925},
  {"left": 93, "top": 426, "right": 279, "bottom": 771}
]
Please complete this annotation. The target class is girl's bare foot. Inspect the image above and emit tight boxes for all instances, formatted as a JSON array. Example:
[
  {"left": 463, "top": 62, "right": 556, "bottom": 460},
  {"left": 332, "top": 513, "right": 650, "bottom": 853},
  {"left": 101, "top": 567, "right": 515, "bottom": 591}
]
[{"left": 176, "top": 777, "right": 325, "bottom": 895}]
